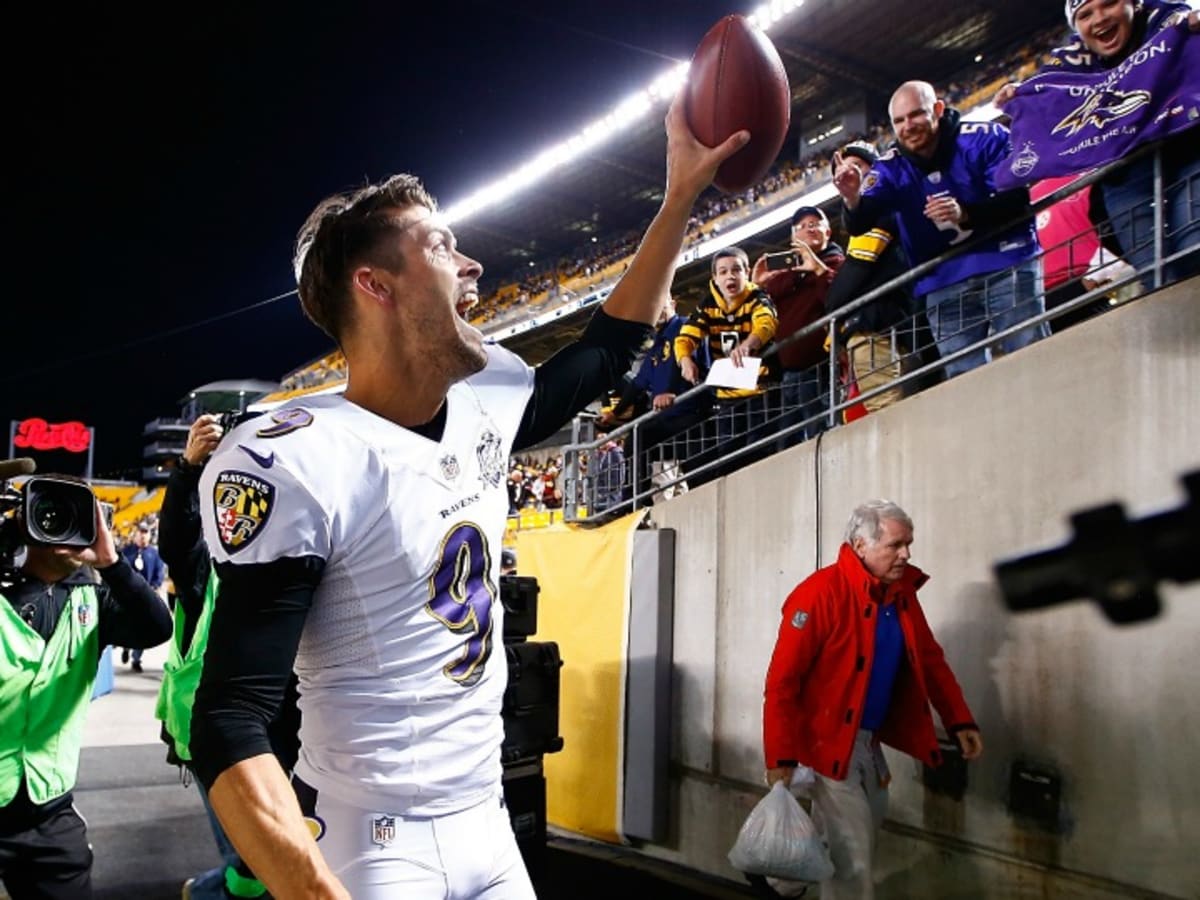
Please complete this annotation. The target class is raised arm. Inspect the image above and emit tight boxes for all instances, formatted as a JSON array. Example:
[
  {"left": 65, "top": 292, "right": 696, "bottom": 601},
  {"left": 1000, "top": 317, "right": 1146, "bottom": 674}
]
[{"left": 89, "top": 501, "right": 172, "bottom": 650}]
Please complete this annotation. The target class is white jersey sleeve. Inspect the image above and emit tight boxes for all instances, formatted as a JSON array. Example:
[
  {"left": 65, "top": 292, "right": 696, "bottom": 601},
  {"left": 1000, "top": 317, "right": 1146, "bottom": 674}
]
[{"left": 199, "top": 401, "right": 386, "bottom": 566}]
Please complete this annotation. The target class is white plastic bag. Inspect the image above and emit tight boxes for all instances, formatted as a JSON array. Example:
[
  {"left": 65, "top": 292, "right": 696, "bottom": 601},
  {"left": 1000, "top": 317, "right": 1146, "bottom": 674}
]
[
  {"left": 728, "top": 782, "right": 834, "bottom": 882},
  {"left": 788, "top": 764, "right": 816, "bottom": 799}
]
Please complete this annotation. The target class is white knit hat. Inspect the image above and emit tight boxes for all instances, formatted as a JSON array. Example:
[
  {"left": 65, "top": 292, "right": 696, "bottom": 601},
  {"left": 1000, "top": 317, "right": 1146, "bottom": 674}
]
[{"left": 1067, "top": 0, "right": 1143, "bottom": 27}]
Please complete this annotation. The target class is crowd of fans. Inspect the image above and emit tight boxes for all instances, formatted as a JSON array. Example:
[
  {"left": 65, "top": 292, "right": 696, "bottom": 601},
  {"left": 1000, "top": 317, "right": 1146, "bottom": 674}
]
[
  {"left": 216, "top": 17, "right": 1180, "bottom": 532},
  {"left": 272, "top": 22, "right": 1072, "bottom": 406},
  {"left": 565, "top": 9, "right": 1199, "bottom": 517},
  {"left": 506, "top": 448, "right": 631, "bottom": 520},
  {"left": 507, "top": 455, "right": 565, "bottom": 515},
  {"left": 562, "top": 23, "right": 1070, "bottom": 316}
]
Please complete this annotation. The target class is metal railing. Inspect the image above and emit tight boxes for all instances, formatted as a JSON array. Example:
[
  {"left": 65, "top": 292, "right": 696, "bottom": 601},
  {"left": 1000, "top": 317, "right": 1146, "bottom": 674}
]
[{"left": 561, "top": 142, "right": 1198, "bottom": 524}]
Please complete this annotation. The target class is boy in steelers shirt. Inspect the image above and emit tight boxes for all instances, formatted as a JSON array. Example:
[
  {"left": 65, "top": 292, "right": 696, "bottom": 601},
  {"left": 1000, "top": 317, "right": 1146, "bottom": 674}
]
[{"left": 191, "top": 93, "right": 750, "bottom": 900}]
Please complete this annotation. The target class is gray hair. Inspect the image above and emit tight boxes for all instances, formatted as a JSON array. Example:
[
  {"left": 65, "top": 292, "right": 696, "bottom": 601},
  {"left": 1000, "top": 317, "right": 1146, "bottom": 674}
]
[{"left": 844, "top": 500, "right": 913, "bottom": 546}]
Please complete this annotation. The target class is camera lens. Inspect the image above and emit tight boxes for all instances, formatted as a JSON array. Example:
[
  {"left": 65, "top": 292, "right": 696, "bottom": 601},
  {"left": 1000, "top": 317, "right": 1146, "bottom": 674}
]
[{"left": 31, "top": 495, "right": 75, "bottom": 542}]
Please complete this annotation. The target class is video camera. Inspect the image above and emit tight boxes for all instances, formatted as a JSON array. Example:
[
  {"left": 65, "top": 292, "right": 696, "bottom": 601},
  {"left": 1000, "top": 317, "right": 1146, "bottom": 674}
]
[
  {"left": 217, "top": 409, "right": 256, "bottom": 435},
  {"left": 1, "top": 458, "right": 106, "bottom": 576},
  {"left": 993, "top": 469, "right": 1199, "bottom": 624}
]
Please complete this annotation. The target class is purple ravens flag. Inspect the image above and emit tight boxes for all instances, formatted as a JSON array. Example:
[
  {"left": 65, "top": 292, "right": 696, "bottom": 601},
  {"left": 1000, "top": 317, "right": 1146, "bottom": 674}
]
[{"left": 996, "top": 19, "right": 1200, "bottom": 190}]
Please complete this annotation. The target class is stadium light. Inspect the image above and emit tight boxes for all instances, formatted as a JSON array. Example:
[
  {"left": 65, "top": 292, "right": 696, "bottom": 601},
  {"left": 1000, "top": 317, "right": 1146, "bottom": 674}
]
[
  {"left": 443, "top": 77, "right": 677, "bottom": 224},
  {"left": 442, "top": 4, "right": 804, "bottom": 225},
  {"left": 748, "top": 0, "right": 804, "bottom": 30}
]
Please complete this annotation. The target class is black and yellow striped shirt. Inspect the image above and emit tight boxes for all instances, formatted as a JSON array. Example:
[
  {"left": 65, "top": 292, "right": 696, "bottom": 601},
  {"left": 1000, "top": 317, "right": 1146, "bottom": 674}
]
[{"left": 674, "top": 281, "right": 778, "bottom": 398}]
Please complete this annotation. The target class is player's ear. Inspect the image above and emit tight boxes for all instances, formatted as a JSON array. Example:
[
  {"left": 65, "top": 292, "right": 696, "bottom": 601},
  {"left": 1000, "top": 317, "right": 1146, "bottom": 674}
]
[{"left": 352, "top": 266, "right": 391, "bottom": 305}]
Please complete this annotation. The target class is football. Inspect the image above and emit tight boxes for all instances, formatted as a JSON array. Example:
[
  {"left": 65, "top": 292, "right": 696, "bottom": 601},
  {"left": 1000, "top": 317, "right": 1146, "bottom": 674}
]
[{"left": 685, "top": 14, "right": 791, "bottom": 194}]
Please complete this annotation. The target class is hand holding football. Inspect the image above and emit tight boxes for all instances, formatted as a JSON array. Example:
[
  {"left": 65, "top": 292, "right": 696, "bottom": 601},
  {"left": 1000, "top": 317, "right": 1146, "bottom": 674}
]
[{"left": 685, "top": 15, "right": 791, "bottom": 193}]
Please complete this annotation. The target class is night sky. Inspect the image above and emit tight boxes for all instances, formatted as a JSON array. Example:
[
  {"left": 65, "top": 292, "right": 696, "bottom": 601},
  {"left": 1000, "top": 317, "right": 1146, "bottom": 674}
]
[{"left": 3, "top": 1, "right": 750, "bottom": 476}]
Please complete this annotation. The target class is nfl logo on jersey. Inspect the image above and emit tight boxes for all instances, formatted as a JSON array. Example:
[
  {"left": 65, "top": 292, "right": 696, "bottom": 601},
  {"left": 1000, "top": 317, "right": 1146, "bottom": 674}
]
[
  {"left": 371, "top": 815, "right": 396, "bottom": 847},
  {"left": 440, "top": 454, "right": 462, "bottom": 481}
]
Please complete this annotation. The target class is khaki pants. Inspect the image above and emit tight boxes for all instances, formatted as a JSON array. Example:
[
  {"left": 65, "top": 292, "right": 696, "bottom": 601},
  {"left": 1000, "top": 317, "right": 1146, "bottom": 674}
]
[
  {"left": 846, "top": 334, "right": 903, "bottom": 413},
  {"left": 812, "top": 730, "right": 889, "bottom": 900}
]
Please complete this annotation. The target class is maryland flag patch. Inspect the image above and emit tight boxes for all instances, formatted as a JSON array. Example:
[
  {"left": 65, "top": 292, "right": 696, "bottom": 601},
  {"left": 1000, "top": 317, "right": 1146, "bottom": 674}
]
[{"left": 213, "top": 470, "right": 275, "bottom": 554}]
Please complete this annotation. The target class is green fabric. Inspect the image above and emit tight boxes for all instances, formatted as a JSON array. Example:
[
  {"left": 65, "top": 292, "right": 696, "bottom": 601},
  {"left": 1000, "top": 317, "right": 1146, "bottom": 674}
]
[
  {"left": 0, "top": 584, "right": 101, "bottom": 806},
  {"left": 155, "top": 570, "right": 219, "bottom": 761},
  {"left": 224, "top": 864, "right": 267, "bottom": 898}
]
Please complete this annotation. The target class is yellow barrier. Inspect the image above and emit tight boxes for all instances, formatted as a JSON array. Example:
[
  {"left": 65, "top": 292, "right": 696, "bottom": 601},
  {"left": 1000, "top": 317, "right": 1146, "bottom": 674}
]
[{"left": 516, "top": 511, "right": 643, "bottom": 842}]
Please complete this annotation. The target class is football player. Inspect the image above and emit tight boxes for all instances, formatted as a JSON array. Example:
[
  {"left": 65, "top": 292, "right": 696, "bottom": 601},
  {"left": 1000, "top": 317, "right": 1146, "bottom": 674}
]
[{"left": 190, "top": 92, "right": 749, "bottom": 899}]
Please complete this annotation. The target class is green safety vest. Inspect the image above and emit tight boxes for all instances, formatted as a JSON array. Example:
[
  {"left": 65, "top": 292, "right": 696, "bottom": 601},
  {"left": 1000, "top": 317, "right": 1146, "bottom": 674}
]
[
  {"left": 0, "top": 584, "right": 101, "bottom": 807},
  {"left": 155, "top": 570, "right": 218, "bottom": 761}
]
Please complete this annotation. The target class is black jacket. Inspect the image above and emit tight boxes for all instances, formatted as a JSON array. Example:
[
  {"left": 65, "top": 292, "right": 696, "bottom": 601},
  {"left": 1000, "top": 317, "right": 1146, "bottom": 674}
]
[{"left": 825, "top": 217, "right": 919, "bottom": 335}]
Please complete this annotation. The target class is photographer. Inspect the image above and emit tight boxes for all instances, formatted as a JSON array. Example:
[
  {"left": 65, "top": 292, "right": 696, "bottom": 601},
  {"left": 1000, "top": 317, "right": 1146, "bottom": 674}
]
[
  {"left": 1, "top": 482, "right": 172, "bottom": 899},
  {"left": 751, "top": 206, "right": 845, "bottom": 449}
]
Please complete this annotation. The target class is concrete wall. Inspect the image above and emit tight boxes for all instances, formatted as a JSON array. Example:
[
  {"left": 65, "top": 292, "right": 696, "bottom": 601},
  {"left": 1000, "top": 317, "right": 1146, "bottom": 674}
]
[{"left": 641, "top": 283, "right": 1200, "bottom": 898}]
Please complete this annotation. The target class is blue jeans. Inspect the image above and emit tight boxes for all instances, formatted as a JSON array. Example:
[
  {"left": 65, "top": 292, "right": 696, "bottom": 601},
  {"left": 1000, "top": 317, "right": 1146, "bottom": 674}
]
[
  {"left": 1100, "top": 137, "right": 1200, "bottom": 284},
  {"left": 776, "top": 367, "right": 828, "bottom": 452},
  {"left": 923, "top": 259, "right": 1048, "bottom": 379}
]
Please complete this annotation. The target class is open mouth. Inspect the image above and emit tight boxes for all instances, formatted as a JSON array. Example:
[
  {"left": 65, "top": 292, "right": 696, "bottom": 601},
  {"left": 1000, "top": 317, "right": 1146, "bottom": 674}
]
[
  {"left": 456, "top": 291, "right": 479, "bottom": 319},
  {"left": 1092, "top": 22, "right": 1119, "bottom": 46}
]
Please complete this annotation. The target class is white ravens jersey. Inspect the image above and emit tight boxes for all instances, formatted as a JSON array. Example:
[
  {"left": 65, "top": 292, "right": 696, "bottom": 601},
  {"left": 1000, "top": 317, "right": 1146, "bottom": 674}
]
[{"left": 199, "top": 345, "right": 534, "bottom": 815}]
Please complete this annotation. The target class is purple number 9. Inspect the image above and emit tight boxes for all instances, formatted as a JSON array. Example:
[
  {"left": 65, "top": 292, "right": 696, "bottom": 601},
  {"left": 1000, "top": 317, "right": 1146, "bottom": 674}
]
[{"left": 426, "top": 522, "right": 496, "bottom": 686}]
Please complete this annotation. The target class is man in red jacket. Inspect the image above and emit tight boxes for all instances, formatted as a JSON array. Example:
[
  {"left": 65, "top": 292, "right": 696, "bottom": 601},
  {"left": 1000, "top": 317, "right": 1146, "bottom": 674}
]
[{"left": 762, "top": 499, "right": 982, "bottom": 899}]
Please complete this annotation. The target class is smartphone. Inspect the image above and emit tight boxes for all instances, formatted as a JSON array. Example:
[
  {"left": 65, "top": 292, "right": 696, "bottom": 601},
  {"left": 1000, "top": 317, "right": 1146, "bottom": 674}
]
[{"left": 764, "top": 251, "right": 799, "bottom": 271}]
